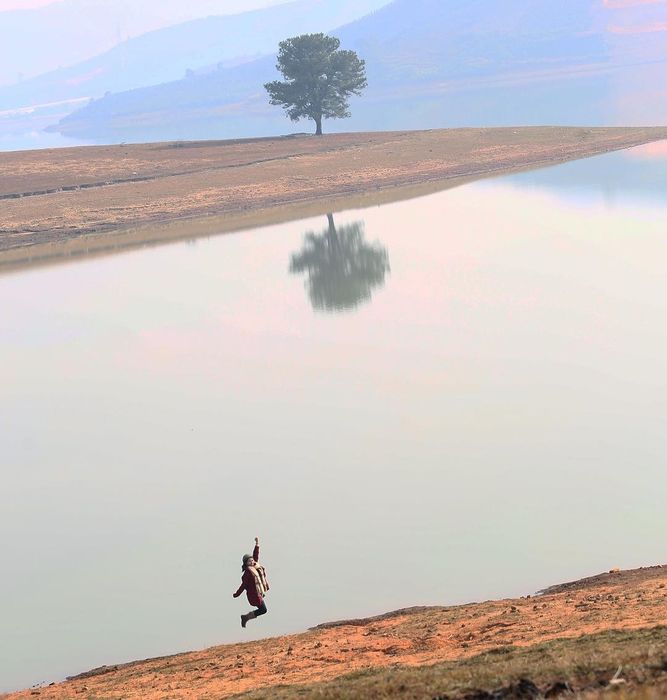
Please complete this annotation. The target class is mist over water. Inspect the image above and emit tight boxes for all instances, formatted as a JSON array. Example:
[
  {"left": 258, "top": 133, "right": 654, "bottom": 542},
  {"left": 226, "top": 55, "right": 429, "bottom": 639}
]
[
  {"left": 0, "top": 131, "right": 91, "bottom": 151},
  {"left": 1, "top": 146, "right": 667, "bottom": 691}
]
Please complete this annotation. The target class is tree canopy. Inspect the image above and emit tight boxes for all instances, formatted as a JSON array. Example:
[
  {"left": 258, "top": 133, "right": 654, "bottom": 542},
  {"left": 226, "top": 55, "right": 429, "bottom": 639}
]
[
  {"left": 290, "top": 214, "right": 390, "bottom": 312},
  {"left": 264, "top": 33, "right": 367, "bottom": 135}
]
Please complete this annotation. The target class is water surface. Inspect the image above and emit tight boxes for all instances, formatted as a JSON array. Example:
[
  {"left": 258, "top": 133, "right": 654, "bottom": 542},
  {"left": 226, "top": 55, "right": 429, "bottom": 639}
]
[
  {"left": 2, "top": 145, "right": 667, "bottom": 691},
  {"left": 0, "top": 130, "right": 91, "bottom": 152}
]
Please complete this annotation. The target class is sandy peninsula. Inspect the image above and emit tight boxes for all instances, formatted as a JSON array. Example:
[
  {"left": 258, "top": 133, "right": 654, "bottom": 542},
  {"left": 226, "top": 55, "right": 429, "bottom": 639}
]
[
  {"left": 3, "top": 565, "right": 667, "bottom": 699},
  {"left": 1, "top": 126, "right": 667, "bottom": 270}
]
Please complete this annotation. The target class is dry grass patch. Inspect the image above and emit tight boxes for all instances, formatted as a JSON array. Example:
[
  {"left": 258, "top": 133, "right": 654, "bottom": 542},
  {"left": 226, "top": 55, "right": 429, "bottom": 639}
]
[{"left": 233, "top": 627, "right": 667, "bottom": 699}]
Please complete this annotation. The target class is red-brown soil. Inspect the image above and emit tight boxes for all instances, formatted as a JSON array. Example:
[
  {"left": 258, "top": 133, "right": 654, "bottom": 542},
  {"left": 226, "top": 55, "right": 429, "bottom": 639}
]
[{"left": 4, "top": 566, "right": 667, "bottom": 700}]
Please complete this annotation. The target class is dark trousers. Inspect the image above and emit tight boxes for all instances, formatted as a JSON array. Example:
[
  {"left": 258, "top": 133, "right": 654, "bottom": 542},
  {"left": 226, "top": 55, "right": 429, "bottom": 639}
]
[{"left": 254, "top": 601, "right": 267, "bottom": 617}]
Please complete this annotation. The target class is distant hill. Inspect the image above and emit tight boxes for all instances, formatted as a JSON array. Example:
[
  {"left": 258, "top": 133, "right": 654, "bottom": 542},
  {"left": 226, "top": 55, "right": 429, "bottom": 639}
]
[
  {"left": 53, "top": 0, "right": 667, "bottom": 142},
  {"left": 0, "top": 0, "right": 391, "bottom": 111},
  {"left": 0, "top": 0, "right": 290, "bottom": 88}
]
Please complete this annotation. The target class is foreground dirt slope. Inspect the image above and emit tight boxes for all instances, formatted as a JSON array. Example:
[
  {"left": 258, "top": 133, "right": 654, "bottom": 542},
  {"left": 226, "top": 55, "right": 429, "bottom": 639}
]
[
  {"left": 1, "top": 126, "right": 666, "bottom": 268},
  {"left": 5, "top": 566, "right": 667, "bottom": 700}
]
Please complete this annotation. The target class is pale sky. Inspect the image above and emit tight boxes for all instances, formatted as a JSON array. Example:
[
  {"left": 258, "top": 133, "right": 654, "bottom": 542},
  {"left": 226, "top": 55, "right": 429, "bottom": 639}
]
[
  {"left": 0, "top": 0, "right": 281, "bottom": 10},
  {"left": 0, "top": 0, "right": 55, "bottom": 7}
]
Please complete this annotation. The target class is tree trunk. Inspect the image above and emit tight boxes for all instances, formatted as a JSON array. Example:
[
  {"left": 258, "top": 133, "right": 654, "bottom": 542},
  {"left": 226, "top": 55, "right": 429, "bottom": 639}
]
[
  {"left": 314, "top": 114, "right": 323, "bottom": 136},
  {"left": 326, "top": 213, "right": 339, "bottom": 255}
]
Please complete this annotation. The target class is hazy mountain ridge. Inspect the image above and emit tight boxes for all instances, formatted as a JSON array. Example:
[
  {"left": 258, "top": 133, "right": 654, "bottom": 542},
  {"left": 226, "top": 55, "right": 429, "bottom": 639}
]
[
  {"left": 0, "top": 0, "right": 293, "bottom": 88},
  {"left": 52, "top": 0, "right": 667, "bottom": 141},
  {"left": 0, "top": 0, "right": 390, "bottom": 112}
]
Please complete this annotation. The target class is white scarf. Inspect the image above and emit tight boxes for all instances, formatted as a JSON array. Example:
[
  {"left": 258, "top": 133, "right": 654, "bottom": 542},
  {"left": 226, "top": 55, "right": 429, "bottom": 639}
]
[{"left": 246, "top": 565, "right": 268, "bottom": 596}]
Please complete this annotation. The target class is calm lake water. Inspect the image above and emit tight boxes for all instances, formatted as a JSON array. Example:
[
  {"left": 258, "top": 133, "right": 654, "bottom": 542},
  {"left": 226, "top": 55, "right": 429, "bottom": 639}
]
[
  {"left": 0, "top": 131, "right": 91, "bottom": 152},
  {"left": 2, "top": 144, "right": 667, "bottom": 691}
]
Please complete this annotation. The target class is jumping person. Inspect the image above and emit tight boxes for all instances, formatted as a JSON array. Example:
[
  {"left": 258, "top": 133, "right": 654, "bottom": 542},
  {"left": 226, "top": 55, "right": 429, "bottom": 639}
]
[{"left": 233, "top": 536, "right": 268, "bottom": 628}]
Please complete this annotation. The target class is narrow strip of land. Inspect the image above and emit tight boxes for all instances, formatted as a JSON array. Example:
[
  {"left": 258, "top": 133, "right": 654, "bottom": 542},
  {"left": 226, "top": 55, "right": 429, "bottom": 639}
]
[{"left": 1, "top": 126, "right": 666, "bottom": 270}]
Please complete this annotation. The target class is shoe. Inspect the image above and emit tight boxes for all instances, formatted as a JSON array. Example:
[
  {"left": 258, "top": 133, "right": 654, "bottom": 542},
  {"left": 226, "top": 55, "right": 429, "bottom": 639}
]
[{"left": 241, "top": 614, "right": 247, "bottom": 628}]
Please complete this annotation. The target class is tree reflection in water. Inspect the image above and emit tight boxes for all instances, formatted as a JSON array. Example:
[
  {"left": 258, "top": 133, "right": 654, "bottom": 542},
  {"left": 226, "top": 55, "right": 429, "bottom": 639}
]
[{"left": 289, "top": 213, "right": 390, "bottom": 312}]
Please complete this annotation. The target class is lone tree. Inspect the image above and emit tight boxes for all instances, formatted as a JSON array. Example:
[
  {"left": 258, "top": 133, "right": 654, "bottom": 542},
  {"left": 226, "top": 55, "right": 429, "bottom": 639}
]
[{"left": 264, "top": 33, "right": 367, "bottom": 136}]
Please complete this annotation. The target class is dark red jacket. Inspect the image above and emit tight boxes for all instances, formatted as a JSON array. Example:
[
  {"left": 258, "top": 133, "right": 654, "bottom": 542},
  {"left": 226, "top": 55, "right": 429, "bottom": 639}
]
[{"left": 234, "top": 544, "right": 263, "bottom": 607}]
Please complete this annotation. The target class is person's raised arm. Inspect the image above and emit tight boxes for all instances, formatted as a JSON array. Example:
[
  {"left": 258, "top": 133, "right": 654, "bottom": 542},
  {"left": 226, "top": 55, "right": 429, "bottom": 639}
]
[{"left": 253, "top": 536, "right": 259, "bottom": 562}]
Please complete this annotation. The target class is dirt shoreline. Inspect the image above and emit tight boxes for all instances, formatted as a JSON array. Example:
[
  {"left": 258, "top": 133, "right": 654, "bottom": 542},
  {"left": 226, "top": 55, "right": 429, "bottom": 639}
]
[
  {"left": 4, "top": 565, "right": 667, "bottom": 699},
  {"left": 1, "top": 126, "right": 667, "bottom": 272}
]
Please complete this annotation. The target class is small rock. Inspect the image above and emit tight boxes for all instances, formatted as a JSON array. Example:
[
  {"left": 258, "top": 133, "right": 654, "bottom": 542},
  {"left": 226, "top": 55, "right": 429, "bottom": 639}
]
[
  {"left": 513, "top": 678, "right": 541, "bottom": 698},
  {"left": 544, "top": 681, "right": 573, "bottom": 697}
]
